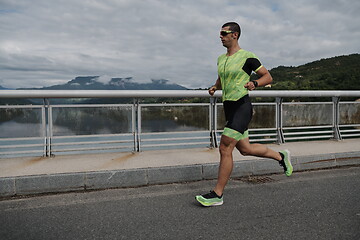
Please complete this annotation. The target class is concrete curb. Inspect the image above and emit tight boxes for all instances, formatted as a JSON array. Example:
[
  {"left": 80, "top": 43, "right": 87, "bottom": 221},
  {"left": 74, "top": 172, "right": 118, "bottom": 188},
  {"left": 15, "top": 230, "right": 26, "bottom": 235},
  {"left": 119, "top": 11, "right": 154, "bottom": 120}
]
[{"left": 1, "top": 151, "right": 359, "bottom": 198}]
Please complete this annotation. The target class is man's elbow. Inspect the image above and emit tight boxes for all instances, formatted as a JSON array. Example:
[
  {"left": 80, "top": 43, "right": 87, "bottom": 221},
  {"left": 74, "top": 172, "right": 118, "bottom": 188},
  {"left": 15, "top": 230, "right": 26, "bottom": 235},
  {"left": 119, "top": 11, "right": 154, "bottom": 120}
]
[{"left": 267, "top": 73, "right": 273, "bottom": 84}]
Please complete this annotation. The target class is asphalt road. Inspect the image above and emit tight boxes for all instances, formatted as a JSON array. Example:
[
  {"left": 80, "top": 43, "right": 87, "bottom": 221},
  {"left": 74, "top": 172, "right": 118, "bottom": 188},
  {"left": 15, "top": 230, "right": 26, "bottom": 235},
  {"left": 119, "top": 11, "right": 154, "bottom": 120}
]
[{"left": 1, "top": 167, "right": 359, "bottom": 240}]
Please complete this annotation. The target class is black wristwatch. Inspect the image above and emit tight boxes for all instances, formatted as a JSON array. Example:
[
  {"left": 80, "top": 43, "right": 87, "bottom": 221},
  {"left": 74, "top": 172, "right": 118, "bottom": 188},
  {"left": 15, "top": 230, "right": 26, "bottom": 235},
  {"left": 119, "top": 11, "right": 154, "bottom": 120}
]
[{"left": 251, "top": 80, "right": 258, "bottom": 88}]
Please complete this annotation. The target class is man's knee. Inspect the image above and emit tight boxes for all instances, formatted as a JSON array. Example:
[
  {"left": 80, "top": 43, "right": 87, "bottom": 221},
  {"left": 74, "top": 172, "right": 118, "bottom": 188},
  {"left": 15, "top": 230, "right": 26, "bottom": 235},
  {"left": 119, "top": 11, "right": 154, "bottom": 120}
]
[
  {"left": 219, "top": 143, "right": 232, "bottom": 156},
  {"left": 219, "top": 136, "right": 236, "bottom": 156}
]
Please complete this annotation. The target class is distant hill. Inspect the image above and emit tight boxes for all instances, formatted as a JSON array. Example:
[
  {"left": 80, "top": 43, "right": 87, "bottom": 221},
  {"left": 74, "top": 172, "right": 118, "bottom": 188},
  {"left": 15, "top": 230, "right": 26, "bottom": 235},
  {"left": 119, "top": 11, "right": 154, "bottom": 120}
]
[
  {"left": 22, "top": 76, "right": 188, "bottom": 91},
  {"left": 264, "top": 54, "right": 360, "bottom": 90},
  {"left": 0, "top": 85, "right": 10, "bottom": 90}
]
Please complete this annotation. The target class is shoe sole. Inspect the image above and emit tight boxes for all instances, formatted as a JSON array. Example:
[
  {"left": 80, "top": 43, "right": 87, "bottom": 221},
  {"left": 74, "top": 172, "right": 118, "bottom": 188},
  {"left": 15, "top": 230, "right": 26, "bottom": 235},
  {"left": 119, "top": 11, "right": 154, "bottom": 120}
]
[{"left": 195, "top": 196, "right": 223, "bottom": 207}]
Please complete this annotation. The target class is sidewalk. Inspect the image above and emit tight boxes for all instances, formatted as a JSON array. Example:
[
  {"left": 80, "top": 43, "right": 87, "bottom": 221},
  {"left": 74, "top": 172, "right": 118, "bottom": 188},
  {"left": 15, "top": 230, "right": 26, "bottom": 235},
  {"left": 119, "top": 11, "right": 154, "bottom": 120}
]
[{"left": 1, "top": 139, "right": 359, "bottom": 197}]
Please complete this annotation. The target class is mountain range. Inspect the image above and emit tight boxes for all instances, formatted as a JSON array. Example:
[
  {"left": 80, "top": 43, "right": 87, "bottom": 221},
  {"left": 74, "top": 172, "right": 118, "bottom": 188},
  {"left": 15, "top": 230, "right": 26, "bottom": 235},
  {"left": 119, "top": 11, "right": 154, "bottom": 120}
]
[{"left": 18, "top": 77, "right": 188, "bottom": 91}]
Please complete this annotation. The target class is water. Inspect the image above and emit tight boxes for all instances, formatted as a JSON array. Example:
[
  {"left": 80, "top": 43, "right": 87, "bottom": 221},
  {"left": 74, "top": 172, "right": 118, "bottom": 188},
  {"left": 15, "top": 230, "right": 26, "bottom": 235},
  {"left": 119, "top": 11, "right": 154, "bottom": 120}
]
[
  {"left": 0, "top": 121, "right": 43, "bottom": 138},
  {"left": 0, "top": 106, "right": 212, "bottom": 157}
]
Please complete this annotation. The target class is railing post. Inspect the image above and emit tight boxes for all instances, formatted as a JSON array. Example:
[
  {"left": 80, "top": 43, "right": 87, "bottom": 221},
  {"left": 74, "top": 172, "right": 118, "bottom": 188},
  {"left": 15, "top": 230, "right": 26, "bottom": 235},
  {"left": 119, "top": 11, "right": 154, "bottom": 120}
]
[
  {"left": 209, "top": 97, "right": 218, "bottom": 148},
  {"left": 44, "top": 98, "right": 53, "bottom": 156},
  {"left": 136, "top": 98, "right": 142, "bottom": 152},
  {"left": 42, "top": 99, "right": 47, "bottom": 157},
  {"left": 132, "top": 98, "right": 137, "bottom": 152},
  {"left": 332, "top": 97, "right": 342, "bottom": 140},
  {"left": 276, "top": 97, "right": 285, "bottom": 144}
]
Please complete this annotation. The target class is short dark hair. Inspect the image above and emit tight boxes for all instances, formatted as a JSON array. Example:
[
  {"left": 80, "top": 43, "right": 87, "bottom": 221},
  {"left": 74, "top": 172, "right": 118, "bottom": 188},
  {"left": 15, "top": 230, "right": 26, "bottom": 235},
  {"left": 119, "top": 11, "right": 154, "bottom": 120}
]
[{"left": 222, "top": 22, "right": 241, "bottom": 39}]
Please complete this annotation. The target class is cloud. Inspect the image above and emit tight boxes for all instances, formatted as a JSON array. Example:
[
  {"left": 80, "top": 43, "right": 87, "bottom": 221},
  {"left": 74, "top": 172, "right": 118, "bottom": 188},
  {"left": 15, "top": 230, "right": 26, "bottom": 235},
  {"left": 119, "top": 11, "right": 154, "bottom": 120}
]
[
  {"left": 96, "top": 75, "right": 112, "bottom": 84},
  {"left": 0, "top": 0, "right": 359, "bottom": 89}
]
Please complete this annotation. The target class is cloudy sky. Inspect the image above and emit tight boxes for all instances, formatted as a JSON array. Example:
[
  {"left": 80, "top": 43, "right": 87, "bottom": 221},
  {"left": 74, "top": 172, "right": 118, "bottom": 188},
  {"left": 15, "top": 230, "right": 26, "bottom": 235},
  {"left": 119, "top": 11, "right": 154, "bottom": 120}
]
[{"left": 0, "top": 0, "right": 359, "bottom": 89}]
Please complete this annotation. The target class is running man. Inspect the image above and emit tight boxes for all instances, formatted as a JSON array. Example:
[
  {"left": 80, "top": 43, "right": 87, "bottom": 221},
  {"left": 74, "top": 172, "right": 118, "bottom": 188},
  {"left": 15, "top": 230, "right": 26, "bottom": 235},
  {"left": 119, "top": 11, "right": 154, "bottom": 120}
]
[{"left": 196, "top": 22, "right": 292, "bottom": 207}]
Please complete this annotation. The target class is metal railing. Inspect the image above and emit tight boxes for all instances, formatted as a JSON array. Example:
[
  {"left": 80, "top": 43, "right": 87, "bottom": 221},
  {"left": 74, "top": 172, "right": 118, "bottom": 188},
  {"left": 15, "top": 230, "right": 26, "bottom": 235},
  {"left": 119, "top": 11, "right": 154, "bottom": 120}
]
[{"left": 0, "top": 90, "right": 359, "bottom": 157}]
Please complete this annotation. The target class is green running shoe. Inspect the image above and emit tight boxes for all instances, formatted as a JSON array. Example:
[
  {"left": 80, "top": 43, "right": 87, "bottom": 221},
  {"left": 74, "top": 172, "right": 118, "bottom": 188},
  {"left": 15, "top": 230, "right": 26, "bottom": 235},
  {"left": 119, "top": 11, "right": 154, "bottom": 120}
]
[
  {"left": 279, "top": 150, "right": 293, "bottom": 177},
  {"left": 196, "top": 191, "right": 223, "bottom": 207}
]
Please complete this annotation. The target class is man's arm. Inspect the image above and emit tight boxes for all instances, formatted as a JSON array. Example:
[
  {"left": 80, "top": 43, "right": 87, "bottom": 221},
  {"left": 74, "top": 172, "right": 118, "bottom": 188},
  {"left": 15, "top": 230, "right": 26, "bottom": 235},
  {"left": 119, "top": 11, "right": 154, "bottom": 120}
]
[
  {"left": 209, "top": 76, "right": 222, "bottom": 96},
  {"left": 244, "top": 66, "right": 272, "bottom": 91}
]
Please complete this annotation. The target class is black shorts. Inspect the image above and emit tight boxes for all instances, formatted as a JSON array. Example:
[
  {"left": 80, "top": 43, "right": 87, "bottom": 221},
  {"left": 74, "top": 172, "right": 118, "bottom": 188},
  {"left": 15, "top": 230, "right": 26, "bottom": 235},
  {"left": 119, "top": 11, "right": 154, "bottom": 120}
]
[{"left": 223, "top": 95, "right": 253, "bottom": 138}]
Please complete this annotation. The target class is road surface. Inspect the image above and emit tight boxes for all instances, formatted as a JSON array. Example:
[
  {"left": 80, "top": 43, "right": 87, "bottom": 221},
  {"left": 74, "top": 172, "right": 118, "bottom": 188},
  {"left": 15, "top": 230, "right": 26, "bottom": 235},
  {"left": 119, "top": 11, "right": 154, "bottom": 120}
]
[{"left": 1, "top": 167, "right": 359, "bottom": 239}]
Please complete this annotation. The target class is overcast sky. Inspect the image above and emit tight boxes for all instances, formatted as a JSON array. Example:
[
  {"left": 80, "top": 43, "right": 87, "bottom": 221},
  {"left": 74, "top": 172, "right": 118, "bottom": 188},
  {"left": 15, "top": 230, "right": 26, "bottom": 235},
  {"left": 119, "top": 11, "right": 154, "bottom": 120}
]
[{"left": 0, "top": 0, "right": 359, "bottom": 89}]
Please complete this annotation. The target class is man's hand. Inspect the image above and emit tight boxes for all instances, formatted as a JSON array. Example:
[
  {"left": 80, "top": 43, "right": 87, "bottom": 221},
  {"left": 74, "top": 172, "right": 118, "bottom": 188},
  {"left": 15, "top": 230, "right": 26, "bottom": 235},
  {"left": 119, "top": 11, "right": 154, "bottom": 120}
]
[
  {"left": 209, "top": 86, "right": 217, "bottom": 96},
  {"left": 244, "top": 81, "right": 256, "bottom": 91}
]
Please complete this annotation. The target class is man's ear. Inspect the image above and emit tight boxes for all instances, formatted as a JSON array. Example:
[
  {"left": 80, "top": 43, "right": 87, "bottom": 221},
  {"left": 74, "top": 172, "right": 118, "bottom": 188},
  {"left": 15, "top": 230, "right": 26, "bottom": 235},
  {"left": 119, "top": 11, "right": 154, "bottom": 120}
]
[{"left": 233, "top": 32, "right": 239, "bottom": 39}]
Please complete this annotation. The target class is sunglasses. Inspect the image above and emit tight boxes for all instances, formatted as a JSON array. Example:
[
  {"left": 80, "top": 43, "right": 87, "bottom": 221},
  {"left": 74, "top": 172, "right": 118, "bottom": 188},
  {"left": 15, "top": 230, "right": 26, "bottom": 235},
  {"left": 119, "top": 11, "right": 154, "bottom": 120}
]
[{"left": 220, "top": 30, "right": 234, "bottom": 36}]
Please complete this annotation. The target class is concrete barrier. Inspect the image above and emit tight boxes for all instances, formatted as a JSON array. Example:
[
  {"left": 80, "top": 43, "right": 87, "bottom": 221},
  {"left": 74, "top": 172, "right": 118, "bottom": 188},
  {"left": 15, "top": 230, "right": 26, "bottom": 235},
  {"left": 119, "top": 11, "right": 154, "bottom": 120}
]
[{"left": 1, "top": 150, "right": 359, "bottom": 198}]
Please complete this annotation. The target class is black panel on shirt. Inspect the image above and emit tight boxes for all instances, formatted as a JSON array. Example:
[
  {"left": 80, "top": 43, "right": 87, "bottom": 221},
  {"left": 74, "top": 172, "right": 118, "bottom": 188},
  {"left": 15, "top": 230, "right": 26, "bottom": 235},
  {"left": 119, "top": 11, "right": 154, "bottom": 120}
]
[{"left": 242, "top": 58, "right": 262, "bottom": 76}]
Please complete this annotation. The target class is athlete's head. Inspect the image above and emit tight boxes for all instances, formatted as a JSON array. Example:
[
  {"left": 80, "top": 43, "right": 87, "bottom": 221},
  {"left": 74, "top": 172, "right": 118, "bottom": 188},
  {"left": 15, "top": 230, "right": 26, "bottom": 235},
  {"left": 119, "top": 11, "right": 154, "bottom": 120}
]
[{"left": 221, "top": 22, "right": 241, "bottom": 40}]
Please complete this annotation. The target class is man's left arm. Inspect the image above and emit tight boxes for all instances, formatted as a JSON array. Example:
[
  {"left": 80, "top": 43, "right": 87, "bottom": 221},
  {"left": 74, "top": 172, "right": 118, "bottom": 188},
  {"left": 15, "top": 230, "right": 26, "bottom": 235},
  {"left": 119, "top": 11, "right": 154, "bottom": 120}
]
[{"left": 244, "top": 66, "right": 273, "bottom": 91}]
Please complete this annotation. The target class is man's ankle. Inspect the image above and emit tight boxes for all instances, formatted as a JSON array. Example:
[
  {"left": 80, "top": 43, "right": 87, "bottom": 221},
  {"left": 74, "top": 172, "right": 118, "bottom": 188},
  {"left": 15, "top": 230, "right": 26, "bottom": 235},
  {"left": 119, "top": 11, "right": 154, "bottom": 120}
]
[{"left": 213, "top": 189, "right": 223, "bottom": 198}]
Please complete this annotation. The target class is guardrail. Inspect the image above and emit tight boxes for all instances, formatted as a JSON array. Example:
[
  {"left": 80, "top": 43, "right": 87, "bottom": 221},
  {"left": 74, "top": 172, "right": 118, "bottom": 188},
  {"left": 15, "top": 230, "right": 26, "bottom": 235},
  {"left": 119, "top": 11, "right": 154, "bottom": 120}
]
[{"left": 1, "top": 90, "right": 359, "bottom": 157}]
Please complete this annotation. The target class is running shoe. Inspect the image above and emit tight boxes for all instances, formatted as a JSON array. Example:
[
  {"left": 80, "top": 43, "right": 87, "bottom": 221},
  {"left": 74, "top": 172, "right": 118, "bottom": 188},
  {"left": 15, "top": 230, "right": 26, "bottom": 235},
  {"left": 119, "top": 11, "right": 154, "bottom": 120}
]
[
  {"left": 195, "top": 191, "right": 223, "bottom": 207},
  {"left": 279, "top": 149, "right": 293, "bottom": 177}
]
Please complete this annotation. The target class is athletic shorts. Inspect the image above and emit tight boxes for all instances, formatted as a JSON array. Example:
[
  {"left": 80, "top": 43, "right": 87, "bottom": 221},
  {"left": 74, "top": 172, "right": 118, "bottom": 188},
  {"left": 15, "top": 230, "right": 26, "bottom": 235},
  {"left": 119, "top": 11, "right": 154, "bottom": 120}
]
[{"left": 222, "top": 94, "right": 252, "bottom": 141}]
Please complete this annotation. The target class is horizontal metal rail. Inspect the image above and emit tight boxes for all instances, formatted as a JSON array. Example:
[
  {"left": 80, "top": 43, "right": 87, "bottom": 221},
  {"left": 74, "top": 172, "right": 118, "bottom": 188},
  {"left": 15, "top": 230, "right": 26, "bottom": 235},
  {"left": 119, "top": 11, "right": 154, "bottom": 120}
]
[
  {"left": 51, "top": 140, "right": 133, "bottom": 146},
  {"left": 0, "top": 137, "right": 45, "bottom": 141},
  {"left": 139, "top": 141, "right": 211, "bottom": 149},
  {"left": 140, "top": 137, "right": 208, "bottom": 142},
  {"left": 51, "top": 133, "right": 134, "bottom": 139},
  {"left": 0, "top": 150, "right": 44, "bottom": 155},
  {"left": 0, "top": 144, "right": 45, "bottom": 150},
  {"left": 140, "top": 130, "right": 210, "bottom": 135},
  {"left": 51, "top": 145, "right": 132, "bottom": 153},
  {"left": 0, "top": 90, "right": 359, "bottom": 157},
  {"left": 0, "top": 105, "right": 43, "bottom": 109},
  {"left": 1, "top": 90, "right": 360, "bottom": 98}
]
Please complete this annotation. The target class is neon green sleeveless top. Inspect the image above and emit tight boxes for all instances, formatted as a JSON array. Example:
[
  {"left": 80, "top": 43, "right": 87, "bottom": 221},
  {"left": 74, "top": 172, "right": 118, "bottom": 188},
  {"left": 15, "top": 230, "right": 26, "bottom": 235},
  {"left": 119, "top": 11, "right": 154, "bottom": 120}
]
[{"left": 217, "top": 49, "right": 263, "bottom": 101}]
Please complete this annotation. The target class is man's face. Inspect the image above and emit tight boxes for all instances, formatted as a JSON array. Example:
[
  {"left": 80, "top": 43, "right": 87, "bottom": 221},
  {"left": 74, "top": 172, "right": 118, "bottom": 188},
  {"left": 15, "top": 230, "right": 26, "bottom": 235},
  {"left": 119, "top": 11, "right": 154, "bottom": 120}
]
[{"left": 220, "top": 26, "right": 236, "bottom": 48}]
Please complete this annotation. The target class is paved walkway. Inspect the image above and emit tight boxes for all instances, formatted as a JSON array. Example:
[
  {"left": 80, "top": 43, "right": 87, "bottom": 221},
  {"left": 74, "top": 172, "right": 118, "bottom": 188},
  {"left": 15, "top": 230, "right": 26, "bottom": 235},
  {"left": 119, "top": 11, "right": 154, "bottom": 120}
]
[{"left": 0, "top": 139, "right": 359, "bottom": 197}]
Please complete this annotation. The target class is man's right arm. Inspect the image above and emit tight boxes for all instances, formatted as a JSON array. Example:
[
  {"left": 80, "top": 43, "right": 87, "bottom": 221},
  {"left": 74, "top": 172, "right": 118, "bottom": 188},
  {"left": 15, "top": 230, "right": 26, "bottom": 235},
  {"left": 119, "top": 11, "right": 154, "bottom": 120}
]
[{"left": 209, "top": 76, "right": 221, "bottom": 96}]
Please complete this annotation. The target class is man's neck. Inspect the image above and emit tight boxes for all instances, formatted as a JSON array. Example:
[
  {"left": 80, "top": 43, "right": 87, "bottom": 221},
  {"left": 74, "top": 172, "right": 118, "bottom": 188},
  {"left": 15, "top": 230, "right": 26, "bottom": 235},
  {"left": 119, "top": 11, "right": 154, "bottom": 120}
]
[{"left": 226, "top": 44, "right": 241, "bottom": 56}]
